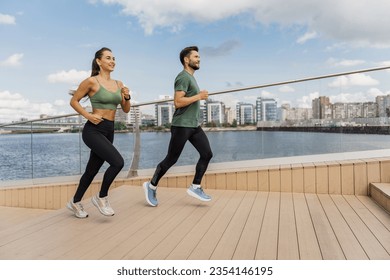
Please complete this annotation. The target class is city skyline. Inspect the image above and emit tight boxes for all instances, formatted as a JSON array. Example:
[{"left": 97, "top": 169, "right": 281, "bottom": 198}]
[{"left": 2, "top": 1, "right": 390, "bottom": 123}]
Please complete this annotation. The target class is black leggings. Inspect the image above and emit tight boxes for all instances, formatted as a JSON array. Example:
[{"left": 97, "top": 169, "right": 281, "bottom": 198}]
[
  {"left": 73, "top": 120, "right": 124, "bottom": 203},
  {"left": 151, "top": 126, "right": 213, "bottom": 186}
]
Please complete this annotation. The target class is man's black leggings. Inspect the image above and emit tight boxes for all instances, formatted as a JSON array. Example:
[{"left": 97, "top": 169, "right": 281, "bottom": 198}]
[
  {"left": 151, "top": 126, "right": 213, "bottom": 186},
  {"left": 73, "top": 119, "right": 124, "bottom": 203}
]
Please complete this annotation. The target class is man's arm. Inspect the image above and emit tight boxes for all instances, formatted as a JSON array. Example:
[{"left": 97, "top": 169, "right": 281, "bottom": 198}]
[{"left": 174, "top": 90, "right": 208, "bottom": 108}]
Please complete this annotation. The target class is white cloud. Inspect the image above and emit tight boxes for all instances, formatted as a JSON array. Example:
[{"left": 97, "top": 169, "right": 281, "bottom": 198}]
[
  {"left": 97, "top": 0, "right": 390, "bottom": 47},
  {"left": 328, "top": 73, "right": 379, "bottom": 88},
  {"left": 47, "top": 69, "right": 90, "bottom": 84},
  {"left": 296, "top": 91, "right": 319, "bottom": 108},
  {"left": 279, "top": 85, "right": 295, "bottom": 93},
  {"left": 327, "top": 58, "right": 366, "bottom": 67},
  {"left": 0, "top": 91, "right": 69, "bottom": 122},
  {"left": 297, "top": 31, "right": 317, "bottom": 44},
  {"left": 0, "top": 13, "right": 16, "bottom": 25},
  {"left": 333, "top": 87, "right": 390, "bottom": 103},
  {"left": 0, "top": 53, "right": 24, "bottom": 67}
]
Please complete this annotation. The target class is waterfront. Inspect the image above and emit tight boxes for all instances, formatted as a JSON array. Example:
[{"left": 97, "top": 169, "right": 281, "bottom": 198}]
[{"left": 2, "top": 130, "right": 390, "bottom": 181}]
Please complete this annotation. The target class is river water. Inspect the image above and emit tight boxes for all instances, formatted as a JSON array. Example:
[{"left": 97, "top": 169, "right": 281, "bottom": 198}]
[{"left": 1, "top": 130, "right": 390, "bottom": 181}]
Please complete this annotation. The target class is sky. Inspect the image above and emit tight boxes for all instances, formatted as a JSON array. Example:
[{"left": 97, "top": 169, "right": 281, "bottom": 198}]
[{"left": 1, "top": 0, "right": 390, "bottom": 122}]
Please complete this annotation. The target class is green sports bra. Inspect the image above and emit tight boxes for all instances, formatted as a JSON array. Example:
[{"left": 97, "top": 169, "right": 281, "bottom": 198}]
[{"left": 90, "top": 78, "right": 122, "bottom": 110}]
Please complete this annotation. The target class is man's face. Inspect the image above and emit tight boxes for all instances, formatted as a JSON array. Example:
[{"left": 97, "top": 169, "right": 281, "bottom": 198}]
[{"left": 187, "top": 50, "right": 200, "bottom": 70}]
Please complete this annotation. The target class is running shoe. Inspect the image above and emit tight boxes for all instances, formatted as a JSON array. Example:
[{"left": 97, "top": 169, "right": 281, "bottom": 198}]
[
  {"left": 66, "top": 200, "right": 89, "bottom": 218},
  {"left": 187, "top": 185, "right": 211, "bottom": 202},
  {"left": 143, "top": 181, "right": 158, "bottom": 206},
  {"left": 91, "top": 194, "right": 115, "bottom": 216}
]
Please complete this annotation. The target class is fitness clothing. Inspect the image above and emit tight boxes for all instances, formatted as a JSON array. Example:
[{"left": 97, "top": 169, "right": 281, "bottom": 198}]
[
  {"left": 151, "top": 126, "right": 212, "bottom": 186},
  {"left": 171, "top": 70, "right": 201, "bottom": 127},
  {"left": 150, "top": 68, "right": 213, "bottom": 187},
  {"left": 73, "top": 119, "right": 124, "bottom": 203},
  {"left": 90, "top": 79, "right": 122, "bottom": 110}
]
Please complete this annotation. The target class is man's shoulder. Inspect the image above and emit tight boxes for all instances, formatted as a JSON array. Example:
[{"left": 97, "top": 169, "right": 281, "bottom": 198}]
[{"left": 175, "top": 70, "right": 189, "bottom": 79}]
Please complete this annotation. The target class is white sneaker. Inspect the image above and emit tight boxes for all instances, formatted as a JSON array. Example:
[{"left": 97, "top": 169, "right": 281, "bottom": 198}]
[
  {"left": 66, "top": 200, "right": 88, "bottom": 218},
  {"left": 91, "top": 194, "right": 115, "bottom": 216}
]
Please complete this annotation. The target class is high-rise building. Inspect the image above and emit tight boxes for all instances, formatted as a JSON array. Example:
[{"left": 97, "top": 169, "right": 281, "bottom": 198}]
[
  {"left": 155, "top": 102, "right": 174, "bottom": 126},
  {"left": 312, "top": 96, "right": 331, "bottom": 119},
  {"left": 256, "top": 97, "right": 277, "bottom": 121},
  {"left": 236, "top": 102, "right": 255, "bottom": 125},
  {"left": 376, "top": 95, "right": 390, "bottom": 117},
  {"left": 128, "top": 106, "right": 141, "bottom": 126},
  {"left": 206, "top": 100, "right": 225, "bottom": 125}
]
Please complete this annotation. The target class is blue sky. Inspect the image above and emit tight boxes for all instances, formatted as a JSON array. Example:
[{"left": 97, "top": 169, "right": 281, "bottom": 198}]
[{"left": 1, "top": 0, "right": 390, "bottom": 122}]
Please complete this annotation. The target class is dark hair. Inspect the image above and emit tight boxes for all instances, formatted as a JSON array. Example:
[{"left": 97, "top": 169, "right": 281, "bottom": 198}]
[
  {"left": 179, "top": 46, "right": 198, "bottom": 65},
  {"left": 91, "top": 47, "right": 112, "bottom": 77}
]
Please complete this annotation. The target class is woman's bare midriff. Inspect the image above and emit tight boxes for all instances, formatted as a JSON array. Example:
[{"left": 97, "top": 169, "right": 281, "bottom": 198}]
[{"left": 93, "top": 108, "right": 117, "bottom": 121}]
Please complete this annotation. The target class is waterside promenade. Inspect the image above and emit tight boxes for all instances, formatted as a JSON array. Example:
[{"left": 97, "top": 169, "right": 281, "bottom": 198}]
[{"left": 0, "top": 150, "right": 389, "bottom": 260}]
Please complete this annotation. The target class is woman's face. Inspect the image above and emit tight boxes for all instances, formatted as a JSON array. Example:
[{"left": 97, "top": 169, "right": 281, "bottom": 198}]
[{"left": 97, "top": 50, "right": 116, "bottom": 72}]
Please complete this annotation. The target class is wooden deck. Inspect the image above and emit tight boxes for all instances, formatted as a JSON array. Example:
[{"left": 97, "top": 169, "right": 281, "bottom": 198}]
[{"left": 0, "top": 185, "right": 389, "bottom": 260}]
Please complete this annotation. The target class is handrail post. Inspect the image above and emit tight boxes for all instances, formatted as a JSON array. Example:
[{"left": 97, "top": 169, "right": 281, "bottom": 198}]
[{"left": 127, "top": 108, "right": 141, "bottom": 177}]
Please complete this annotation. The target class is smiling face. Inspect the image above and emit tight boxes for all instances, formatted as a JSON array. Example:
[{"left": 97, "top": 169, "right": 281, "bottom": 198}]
[
  {"left": 96, "top": 50, "right": 116, "bottom": 72},
  {"left": 186, "top": 50, "right": 200, "bottom": 71}
]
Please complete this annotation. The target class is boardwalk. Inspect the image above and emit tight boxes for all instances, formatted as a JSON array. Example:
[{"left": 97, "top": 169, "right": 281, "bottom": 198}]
[{"left": 0, "top": 185, "right": 389, "bottom": 260}]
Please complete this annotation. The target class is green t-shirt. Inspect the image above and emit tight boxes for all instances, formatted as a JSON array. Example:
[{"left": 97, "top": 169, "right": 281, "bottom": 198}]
[{"left": 171, "top": 70, "right": 200, "bottom": 128}]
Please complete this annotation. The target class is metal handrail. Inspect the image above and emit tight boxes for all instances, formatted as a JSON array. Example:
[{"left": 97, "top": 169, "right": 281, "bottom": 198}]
[
  {"left": 2, "top": 65, "right": 390, "bottom": 180},
  {"left": 2, "top": 65, "right": 389, "bottom": 127}
]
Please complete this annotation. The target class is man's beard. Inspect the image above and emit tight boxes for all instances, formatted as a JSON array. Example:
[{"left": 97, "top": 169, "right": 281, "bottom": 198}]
[{"left": 189, "top": 61, "right": 200, "bottom": 70}]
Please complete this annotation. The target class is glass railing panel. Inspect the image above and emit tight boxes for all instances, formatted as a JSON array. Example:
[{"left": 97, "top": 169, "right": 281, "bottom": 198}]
[{"left": 1, "top": 65, "right": 390, "bottom": 183}]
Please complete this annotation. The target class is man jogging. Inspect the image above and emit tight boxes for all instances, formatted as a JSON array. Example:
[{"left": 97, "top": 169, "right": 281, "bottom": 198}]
[{"left": 143, "top": 46, "right": 213, "bottom": 206}]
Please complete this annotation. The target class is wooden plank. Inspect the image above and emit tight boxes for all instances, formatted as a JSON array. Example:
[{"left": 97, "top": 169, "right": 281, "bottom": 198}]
[
  {"left": 233, "top": 192, "right": 269, "bottom": 259},
  {"left": 236, "top": 171, "right": 247, "bottom": 191},
  {"left": 258, "top": 169, "right": 269, "bottom": 192},
  {"left": 46, "top": 186, "right": 166, "bottom": 259},
  {"left": 345, "top": 196, "right": 390, "bottom": 254},
  {"left": 357, "top": 196, "right": 390, "bottom": 231},
  {"left": 318, "top": 194, "right": 368, "bottom": 259},
  {"left": 255, "top": 192, "right": 280, "bottom": 260},
  {"left": 145, "top": 201, "right": 213, "bottom": 260},
  {"left": 314, "top": 162, "right": 328, "bottom": 194},
  {"left": 353, "top": 160, "right": 368, "bottom": 196},
  {"left": 210, "top": 191, "right": 257, "bottom": 259},
  {"left": 293, "top": 193, "right": 322, "bottom": 260},
  {"left": 380, "top": 158, "right": 390, "bottom": 182},
  {"left": 366, "top": 159, "right": 380, "bottom": 184},
  {"left": 278, "top": 193, "right": 299, "bottom": 259},
  {"left": 328, "top": 161, "right": 341, "bottom": 194},
  {"left": 215, "top": 173, "right": 226, "bottom": 190},
  {"left": 89, "top": 189, "right": 185, "bottom": 260},
  {"left": 226, "top": 173, "right": 237, "bottom": 190},
  {"left": 187, "top": 191, "right": 246, "bottom": 259},
  {"left": 303, "top": 163, "right": 315, "bottom": 193},
  {"left": 280, "top": 165, "right": 292, "bottom": 193},
  {"left": 166, "top": 190, "right": 235, "bottom": 260},
  {"left": 269, "top": 167, "right": 281, "bottom": 192},
  {"left": 247, "top": 171, "right": 258, "bottom": 191},
  {"left": 123, "top": 203, "right": 198, "bottom": 259},
  {"left": 0, "top": 190, "right": 5, "bottom": 206},
  {"left": 291, "top": 164, "right": 304, "bottom": 193},
  {"left": 340, "top": 161, "right": 354, "bottom": 195},
  {"left": 305, "top": 194, "right": 345, "bottom": 260},
  {"left": 333, "top": 195, "right": 389, "bottom": 259}
]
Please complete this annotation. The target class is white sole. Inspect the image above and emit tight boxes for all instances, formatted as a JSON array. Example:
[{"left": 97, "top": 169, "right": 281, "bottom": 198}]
[
  {"left": 143, "top": 183, "right": 157, "bottom": 207},
  {"left": 186, "top": 189, "right": 211, "bottom": 202},
  {"left": 66, "top": 202, "right": 88, "bottom": 218},
  {"left": 91, "top": 196, "right": 114, "bottom": 216}
]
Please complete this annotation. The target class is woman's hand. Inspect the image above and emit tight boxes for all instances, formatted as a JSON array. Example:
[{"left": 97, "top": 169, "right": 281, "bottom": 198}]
[
  {"left": 121, "top": 86, "right": 131, "bottom": 101},
  {"left": 88, "top": 113, "right": 104, "bottom": 125}
]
